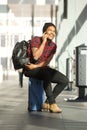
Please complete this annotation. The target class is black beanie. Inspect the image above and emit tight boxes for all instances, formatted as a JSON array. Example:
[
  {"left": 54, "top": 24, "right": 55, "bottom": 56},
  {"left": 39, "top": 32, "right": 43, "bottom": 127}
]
[{"left": 42, "top": 22, "right": 56, "bottom": 33}]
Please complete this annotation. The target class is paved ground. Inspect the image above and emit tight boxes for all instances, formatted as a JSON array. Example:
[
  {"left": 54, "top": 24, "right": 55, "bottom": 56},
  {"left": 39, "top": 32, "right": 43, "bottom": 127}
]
[{"left": 0, "top": 75, "right": 87, "bottom": 130}]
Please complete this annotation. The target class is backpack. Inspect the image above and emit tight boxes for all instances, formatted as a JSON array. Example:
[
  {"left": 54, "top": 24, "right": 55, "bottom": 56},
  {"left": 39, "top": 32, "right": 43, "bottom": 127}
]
[{"left": 12, "top": 40, "right": 31, "bottom": 70}]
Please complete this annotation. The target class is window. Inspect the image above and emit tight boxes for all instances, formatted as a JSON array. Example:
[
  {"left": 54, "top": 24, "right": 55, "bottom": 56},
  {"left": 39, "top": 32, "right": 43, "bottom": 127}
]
[
  {"left": 1, "top": 57, "right": 7, "bottom": 69},
  {"left": 14, "top": 35, "right": 19, "bottom": 44},
  {"left": 63, "top": 0, "right": 67, "bottom": 19},
  {"left": 1, "top": 35, "right": 5, "bottom": 47}
]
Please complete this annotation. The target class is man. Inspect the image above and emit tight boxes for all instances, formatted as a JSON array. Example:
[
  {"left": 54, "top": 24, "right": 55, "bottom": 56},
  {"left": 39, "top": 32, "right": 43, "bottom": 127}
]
[{"left": 24, "top": 22, "right": 69, "bottom": 113}]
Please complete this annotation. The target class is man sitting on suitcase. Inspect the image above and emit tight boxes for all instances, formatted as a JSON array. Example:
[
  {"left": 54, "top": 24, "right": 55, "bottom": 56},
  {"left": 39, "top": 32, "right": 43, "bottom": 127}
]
[{"left": 24, "top": 22, "right": 69, "bottom": 113}]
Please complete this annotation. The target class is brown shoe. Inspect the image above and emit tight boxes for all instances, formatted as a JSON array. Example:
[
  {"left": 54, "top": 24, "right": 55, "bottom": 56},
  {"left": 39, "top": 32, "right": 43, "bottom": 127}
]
[
  {"left": 49, "top": 103, "right": 62, "bottom": 113},
  {"left": 42, "top": 103, "right": 50, "bottom": 111}
]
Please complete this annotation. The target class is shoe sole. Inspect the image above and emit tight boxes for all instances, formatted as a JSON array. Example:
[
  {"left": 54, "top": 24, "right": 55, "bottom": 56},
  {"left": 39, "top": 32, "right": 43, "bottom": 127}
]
[{"left": 49, "top": 109, "right": 62, "bottom": 113}]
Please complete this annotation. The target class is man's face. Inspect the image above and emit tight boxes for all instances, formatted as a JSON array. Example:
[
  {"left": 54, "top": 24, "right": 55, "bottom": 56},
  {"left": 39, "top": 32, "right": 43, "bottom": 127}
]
[{"left": 46, "top": 26, "right": 56, "bottom": 40}]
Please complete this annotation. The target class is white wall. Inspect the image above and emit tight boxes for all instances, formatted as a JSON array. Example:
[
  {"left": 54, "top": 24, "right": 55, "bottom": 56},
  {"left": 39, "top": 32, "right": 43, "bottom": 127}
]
[{"left": 56, "top": 0, "right": 87, "bottom": 76}]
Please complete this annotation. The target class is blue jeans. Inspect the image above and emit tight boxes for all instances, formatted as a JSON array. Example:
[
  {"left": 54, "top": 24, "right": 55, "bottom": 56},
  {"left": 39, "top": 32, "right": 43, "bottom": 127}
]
[{"left": 24, "top": 66, "right": 69, "bottom": 104}]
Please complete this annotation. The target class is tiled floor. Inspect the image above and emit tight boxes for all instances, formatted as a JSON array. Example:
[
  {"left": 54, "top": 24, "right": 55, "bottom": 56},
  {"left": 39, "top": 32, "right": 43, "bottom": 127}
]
[{"left": 0, "top": 75, "right": 87, "bottom": 130}]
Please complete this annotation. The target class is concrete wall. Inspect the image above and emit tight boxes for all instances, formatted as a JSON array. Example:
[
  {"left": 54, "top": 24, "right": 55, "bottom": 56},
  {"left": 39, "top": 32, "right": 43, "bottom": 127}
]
[{"left": 56, "top": 0, "right": 87, "bottom": 77}]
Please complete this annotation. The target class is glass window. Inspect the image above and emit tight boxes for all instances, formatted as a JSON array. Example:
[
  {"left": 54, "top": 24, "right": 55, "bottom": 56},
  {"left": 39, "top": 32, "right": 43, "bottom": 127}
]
[
  {"left": 1, "top": 57, "right": 7, "bottom": 69},
  {"left": 14, "top": 35, "right": 19, "bottom": 43},
  {"left": 1, "top": 35, "right": 5, "bottom": 47}
]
